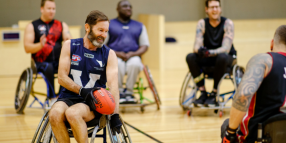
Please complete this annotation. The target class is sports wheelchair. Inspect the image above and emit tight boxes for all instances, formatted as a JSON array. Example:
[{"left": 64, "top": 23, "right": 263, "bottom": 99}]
[
  {"left": 179, "top": 59, "right": 244, "bottom": 117},
  {"left": 15, "top": 59, "right": 58, "bottom": 114},
  {"left": 119, "top": 65, "right": 161, "bottom": 113},
  {"left": 31, "top": 111, "right": 132, "bottom": 143},
  {"left": 257, "top": 113, "right": 286, "bottom": 143}
]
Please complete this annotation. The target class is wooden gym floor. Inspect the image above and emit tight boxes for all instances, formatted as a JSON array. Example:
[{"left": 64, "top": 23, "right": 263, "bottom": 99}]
[{"left": 0, "top": 69, "right": 234, "bottom": 143}]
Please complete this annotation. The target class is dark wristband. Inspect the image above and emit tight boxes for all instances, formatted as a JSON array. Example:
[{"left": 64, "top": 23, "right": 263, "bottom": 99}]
[{"left": 227, "top": 125, "right": 238, "bottom": 133}]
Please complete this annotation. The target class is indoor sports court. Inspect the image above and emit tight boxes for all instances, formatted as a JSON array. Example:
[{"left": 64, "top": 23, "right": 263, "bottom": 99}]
[{"left": 0, "top": 0, "right": 286, "bottom": 143}]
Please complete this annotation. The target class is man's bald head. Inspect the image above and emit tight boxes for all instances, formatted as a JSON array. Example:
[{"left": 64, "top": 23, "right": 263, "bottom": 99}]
[
  {"left": 274, "top": 25, "right": 286, "bottom": 46},
  {"left": 116, "top": 0, "right": 132, "bottom": 21},
  {"left": 117, "top": 0, "right": 129, "bottom": 9}
]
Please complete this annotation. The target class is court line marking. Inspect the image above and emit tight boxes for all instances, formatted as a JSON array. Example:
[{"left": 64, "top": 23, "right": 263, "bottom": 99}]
[
  {"left": 0, "top": 106, "right": 14, "bottom": 109},
  {"left": 124, "top": 121, "right": 163, "bottom": 143},
  {"left": 0, "top": 114, "right": 22, "bottom": 117}
]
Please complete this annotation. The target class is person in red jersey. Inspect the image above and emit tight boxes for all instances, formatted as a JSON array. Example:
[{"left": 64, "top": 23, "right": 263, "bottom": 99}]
[{"left": 24, "top": 0, "right": 71, "bottom": 101}]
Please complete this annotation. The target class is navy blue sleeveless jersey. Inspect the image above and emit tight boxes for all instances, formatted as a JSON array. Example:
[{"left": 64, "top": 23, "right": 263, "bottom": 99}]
[
  {"left": 204, "top": 17, "right": 236, "bottom": 56},
  {"left": 107, "top": 18, "right": 142, "bottom": 52},
  {"left": 59, "top": 38, "right": 110, "bottom": 98},
  {"left": 238, "top": 52, "right": 286, "bottom": 143}
]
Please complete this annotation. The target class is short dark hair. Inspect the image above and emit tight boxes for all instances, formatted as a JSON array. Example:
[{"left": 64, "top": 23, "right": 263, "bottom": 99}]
[
  {"left": 205, "top": 0, "right": 220, "bottom": 7},
  {"left": 41, "top": 0, "right": 55, "bottom": 7},
  {"left": 85, "top": 10, "right": 109, "bottom": 28},
  {"left": 274, "top": 25, "right": 286, "bottom": 45}
]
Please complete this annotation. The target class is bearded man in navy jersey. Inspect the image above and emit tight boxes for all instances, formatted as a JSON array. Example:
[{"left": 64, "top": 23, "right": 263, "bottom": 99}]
[{"left": 49, "top": 10, "right": 121, "bottom": 143}]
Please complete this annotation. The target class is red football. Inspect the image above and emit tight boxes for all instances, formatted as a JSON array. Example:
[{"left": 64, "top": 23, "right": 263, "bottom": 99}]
[{"left": 92, "top": 88, "right": 115, "bottom": 115}]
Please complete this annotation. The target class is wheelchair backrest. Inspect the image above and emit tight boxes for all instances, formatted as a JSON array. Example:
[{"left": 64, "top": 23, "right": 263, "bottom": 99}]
[{"left": 263, "top": 113, "right": 286, "bottom": 143}]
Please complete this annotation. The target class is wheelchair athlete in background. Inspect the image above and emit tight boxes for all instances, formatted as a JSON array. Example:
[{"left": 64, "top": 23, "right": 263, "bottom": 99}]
[
  {"left": 49, "top": 10, "right": 121, "bottom": 143},
  {"left": 105, "top": 0, "right": 150, "bottom": 104},
  {"left": 221, "top": 25, "right": 286, "bottom": 143},
  {"left": 186, "top": 0, "right": 237, "bottom": 107},
  {"left": 24, "top": 0, "right": 71, "bottom": 100}
]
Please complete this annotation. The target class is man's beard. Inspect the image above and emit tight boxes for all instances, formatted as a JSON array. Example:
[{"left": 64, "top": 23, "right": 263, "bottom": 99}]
[{"left": 87, "top": 30, "right": 105, "bottom": 48}]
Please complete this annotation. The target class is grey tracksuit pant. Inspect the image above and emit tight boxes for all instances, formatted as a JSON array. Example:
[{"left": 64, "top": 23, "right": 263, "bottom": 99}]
[{"left": 117, "top": 56, "right": 143, "bottom": 94}]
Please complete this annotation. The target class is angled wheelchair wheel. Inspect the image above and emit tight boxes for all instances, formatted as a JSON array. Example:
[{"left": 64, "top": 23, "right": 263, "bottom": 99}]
[
  {"left": 15, "top": 68, "right": 33, "bottom": 114},
  {"left": 143, "top": 65, "right": 161, "bottom": 110},
  {"left": 179, "top": 72, "right": 197, "bottom": 111},
  {"left": 31, "top": 111, "right": 50, "bottom": 143},
  {"left": 107, "top": 115, "right": 132, "bottom": 143},
  {"left": 35, "top": 114, "right": 53, "bottom": 143},
  {"left": 232, "top": 65, "right": 245, "bottom": 90}
]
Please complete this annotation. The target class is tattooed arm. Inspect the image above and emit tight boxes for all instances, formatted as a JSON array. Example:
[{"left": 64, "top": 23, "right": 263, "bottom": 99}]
[
  {"left": 209, "top": 19, "right": 234, "bottom": 56},
  {"left": 193, "top": 19, "right": 205, "bottom": 53},
  {"left": 228, "top": 53, "right": 272, "bottom": 131}
]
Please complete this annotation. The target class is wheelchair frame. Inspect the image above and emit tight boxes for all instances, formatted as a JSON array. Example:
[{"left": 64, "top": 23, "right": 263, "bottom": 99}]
[
  {"left": 15, "top": 65, "right": 58, "bottom": 114},
  {"left": 119, "top": 65, "right": 161, "bottom": 113},
  {"left": 32, "top": 111, "right": 132, "bottom": 143},
  {"left": 179, "top": 65, "right": 244, "bottom": 117}
]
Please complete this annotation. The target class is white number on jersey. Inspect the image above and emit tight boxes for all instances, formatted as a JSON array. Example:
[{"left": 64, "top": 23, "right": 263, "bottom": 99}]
[
  {"left": 284, "top": 67, "right": 286, "bottom": 79},
  {"left": 70, "top": 69, "right": 101, "bottom": 88}
]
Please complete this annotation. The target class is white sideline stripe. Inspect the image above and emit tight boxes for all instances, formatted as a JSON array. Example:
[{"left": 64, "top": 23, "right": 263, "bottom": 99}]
[
  {"left": 161, "top": 98, "right": 178, "bottom": 101},
  {"left": 144, "top": 105, "right": 180, "bottom": 109},
  {"left": 0, "top": 114, "right": 22, "bottom": 117},
  {"left": 0, "top": 106, "right": 14, "bottom": 109}
]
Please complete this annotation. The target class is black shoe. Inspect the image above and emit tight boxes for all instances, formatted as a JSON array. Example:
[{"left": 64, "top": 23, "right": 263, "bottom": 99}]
[
  {"left": 119, "top": 93, "right": 127, "bottom": 104},
  {"left": 124, "top": 94, "right": 138, "bottom": 104},
  {"left": 204, "top": 91, "right": 217, "bottom": 107},
  {"left": 193, "top": 91, "right": 208, "bottom": 107}
]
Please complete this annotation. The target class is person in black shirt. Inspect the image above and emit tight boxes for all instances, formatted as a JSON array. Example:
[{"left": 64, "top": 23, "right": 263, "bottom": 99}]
[
  {"left": 24, "top": 0, "right": 71, "bottom": 102},
  {"left": 221, "top": 25, "right": 286, "bottom": 143},
  {"left": 186, "top": 0, "right": 236, "bottom": 106}
]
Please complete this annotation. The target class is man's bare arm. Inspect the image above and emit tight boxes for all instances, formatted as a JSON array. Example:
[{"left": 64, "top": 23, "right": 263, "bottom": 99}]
[
  {"left": 209, "top": 19, "right": 234, "bottom": 56},
  {"left": 58, "top": 40, "right": 81, "bottom": 94},
  {"left": 125, "top": 45, "right": 148, "bottom": 61},
  {"left": 24, "top": 23, "right": 45, "bottom": 53},
  {"left": 193, "top": 19, "right": 205, "bottom": 53},
  {"left": 106, "top": 50, "right": 120, "bottom": 114},
  {"left": 62, "top": 22, "right": 72, "bottom": 41},
  {"left": 228, "top": 53, "right": 272, "bottom": 130},
  {"left": 127, "top": 45, "right": 148, "bottom": 57}
]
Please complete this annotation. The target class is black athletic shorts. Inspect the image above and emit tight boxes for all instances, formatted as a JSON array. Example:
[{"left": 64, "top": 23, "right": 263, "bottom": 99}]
[
  {"left": 56, "top": 97, "right": 102, "bottom": 127},
  {"left": 57, "top": 97, "right": 88, "bottom": 107}
]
